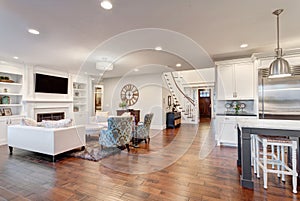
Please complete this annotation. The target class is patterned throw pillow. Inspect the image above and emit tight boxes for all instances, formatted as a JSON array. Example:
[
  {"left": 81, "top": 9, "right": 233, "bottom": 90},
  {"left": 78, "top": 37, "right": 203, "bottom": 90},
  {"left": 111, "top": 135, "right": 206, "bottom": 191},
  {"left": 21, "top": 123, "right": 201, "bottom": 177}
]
[
  {"left": 95, "top": 111, "right": 109, "bottom": 122},
  {"left": 42, "top": 118, "right": 73, "bottom": 128},
  {"left": 21, "top": 118, "right": 38, "bottom": 127}
]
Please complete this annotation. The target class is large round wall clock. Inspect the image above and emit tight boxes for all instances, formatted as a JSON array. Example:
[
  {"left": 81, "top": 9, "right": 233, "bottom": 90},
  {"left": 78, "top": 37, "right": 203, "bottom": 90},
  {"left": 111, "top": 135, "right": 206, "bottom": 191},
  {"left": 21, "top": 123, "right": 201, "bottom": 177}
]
[{"left": 120, "top": 84, "right": 139, "bottom": 106}]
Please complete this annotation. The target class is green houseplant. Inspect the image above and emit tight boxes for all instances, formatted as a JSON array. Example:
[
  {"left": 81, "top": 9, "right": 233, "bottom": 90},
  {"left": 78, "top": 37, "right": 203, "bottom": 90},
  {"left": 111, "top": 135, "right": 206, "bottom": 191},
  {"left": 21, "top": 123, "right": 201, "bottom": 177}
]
[{"left": 119, "top": 101, "right": 127, "bottom": 109}]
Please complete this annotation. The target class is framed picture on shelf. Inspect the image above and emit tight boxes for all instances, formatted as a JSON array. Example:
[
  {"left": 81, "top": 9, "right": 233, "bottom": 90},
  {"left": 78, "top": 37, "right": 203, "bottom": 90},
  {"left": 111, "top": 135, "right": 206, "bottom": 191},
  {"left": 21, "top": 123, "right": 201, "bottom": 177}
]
[{"left": 3, "top": 108, "right": 12, "bottom": 116}]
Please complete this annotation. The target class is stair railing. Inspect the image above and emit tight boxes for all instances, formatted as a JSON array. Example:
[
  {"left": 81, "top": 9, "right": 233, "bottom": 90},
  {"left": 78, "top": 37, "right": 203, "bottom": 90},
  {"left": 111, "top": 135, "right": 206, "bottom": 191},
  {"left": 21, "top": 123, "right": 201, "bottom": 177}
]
[{"left": 169, "top": 72, "right": 195, "bottom": 107}]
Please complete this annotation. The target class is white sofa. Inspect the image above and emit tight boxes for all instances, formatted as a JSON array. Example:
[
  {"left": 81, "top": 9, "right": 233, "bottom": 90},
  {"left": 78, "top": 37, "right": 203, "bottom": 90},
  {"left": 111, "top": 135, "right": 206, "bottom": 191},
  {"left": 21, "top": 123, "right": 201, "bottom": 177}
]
[{"left": 7, "top": 125, "right": 86, "bottom": 160}]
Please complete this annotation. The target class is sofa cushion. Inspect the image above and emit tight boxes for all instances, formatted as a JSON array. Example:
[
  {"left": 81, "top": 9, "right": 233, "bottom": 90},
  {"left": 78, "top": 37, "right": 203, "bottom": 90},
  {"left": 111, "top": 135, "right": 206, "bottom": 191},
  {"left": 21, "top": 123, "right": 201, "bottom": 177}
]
[
  {"left": 41, "top": 118, "right": 73, "bottom": 128},
  {"left": 21, "top": 118, "right": 38, "bottom": 127},
  {"left": 95, "top": 111, "right": 109, "bottom": 122}
]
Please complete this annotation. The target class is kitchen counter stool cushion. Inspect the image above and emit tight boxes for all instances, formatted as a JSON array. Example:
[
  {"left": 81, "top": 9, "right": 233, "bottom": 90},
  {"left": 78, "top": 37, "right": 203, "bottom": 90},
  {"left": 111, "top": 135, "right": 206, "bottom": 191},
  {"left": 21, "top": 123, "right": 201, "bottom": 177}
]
[{"left": 21, "top": 117, "right": 38, "bottom": 127}]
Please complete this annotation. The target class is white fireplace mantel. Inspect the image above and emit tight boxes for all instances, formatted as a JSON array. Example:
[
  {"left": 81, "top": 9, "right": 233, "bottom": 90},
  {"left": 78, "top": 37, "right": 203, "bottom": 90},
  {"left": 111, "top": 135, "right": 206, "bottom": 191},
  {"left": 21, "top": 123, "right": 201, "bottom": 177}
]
[{"left": 23, "top": 99, "right": 74, "bottom": 120}]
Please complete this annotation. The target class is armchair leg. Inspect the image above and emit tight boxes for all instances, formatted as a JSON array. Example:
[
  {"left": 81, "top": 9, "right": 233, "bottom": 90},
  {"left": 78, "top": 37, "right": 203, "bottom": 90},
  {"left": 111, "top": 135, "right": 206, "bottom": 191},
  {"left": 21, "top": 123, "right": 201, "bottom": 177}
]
[
  {"left": 144, "top": 139, "right": 147, "bottom": 144},
  {"left": 126, "top": 144, "right": 130, "bottom": 152},
  {"left": 148, "top": 137, "right": 150, "bottom": 144}
]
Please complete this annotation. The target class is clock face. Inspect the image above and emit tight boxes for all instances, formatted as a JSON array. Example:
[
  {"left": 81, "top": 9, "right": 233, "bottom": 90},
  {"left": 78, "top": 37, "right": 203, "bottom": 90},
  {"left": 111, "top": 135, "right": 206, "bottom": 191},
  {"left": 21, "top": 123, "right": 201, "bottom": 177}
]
[{"left": 120, "top": 84, "right": 139, "bottom": 106}]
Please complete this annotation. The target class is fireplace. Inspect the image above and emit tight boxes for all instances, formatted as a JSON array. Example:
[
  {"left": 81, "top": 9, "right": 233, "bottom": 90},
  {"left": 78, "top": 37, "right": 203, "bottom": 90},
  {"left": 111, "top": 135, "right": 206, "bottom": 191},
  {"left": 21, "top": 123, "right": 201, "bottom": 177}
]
[{"left": 37, "top": 112, "right": 65, "bottom": 122}]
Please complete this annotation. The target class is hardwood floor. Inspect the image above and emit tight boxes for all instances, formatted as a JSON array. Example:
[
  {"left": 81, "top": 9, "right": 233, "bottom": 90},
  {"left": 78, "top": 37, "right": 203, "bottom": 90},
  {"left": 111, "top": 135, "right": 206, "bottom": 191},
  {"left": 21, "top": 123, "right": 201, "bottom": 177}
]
[{"left": 0, "top": 121, "right": 300, "bottom": 201}]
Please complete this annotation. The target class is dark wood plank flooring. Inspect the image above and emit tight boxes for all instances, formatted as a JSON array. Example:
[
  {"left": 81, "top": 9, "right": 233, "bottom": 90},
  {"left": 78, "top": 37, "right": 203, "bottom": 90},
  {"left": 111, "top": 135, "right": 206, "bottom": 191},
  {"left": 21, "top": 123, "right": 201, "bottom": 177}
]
[{"left": 1, "top": 120, "right": 300, "bottom": 201}]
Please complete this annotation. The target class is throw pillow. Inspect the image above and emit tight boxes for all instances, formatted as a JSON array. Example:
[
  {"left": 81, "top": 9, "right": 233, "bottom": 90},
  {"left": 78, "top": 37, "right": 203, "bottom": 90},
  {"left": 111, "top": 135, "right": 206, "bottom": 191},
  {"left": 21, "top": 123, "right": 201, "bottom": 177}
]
[
  {"left": 21, "top": 118, "right": 38, "bottom": 127},
  {"left": 95, "top": 111, "right": 109, "bottom": 122},
  {"left": 42, "top": 118, "right": 73, "bottom": 128}
]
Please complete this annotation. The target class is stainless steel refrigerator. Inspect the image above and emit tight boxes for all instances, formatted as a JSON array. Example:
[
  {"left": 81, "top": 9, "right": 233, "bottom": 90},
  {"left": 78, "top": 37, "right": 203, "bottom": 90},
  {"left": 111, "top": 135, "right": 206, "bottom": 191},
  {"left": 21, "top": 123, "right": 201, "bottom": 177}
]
[{"left": 259, "top": 66, "right": 300, "bottom": 120}]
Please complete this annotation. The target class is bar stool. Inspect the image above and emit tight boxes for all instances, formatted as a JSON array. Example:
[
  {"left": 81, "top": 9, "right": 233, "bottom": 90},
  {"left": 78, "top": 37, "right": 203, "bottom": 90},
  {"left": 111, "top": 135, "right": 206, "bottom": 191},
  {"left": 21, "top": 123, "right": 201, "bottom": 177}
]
[{"left": 255, "top": 135, "right": 298, "bottom": 194}]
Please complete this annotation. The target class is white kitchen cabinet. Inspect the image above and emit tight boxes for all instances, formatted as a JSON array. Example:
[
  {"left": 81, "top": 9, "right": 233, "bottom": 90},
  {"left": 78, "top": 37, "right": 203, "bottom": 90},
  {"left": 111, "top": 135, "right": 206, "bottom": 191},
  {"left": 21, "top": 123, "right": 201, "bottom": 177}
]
[
  {"left": 216, "top": 116, "right": 257, "bottom": 146},
  {"left": 0, "top": 116, "right": 23, "bottom": 145},
  {"left": 217, "top": 59, "right": 254, "bottom": 100},
  {"left": 216, "top": 116, "right": 237, "bottom": 146}
]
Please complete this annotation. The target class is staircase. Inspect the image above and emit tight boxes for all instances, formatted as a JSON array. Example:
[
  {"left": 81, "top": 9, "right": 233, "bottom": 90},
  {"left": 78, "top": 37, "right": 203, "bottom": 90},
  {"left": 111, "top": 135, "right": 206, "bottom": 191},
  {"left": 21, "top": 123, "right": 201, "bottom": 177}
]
[{"left": 163, "top": 72, "right": 197, "bottom": 124}]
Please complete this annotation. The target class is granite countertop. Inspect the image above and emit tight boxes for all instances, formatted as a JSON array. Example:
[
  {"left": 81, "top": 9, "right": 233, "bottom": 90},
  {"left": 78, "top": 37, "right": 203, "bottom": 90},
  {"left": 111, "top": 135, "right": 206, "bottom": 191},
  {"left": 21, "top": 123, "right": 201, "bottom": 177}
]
[{"left": 216, "top": 112, "right": 257, "bottom": 116}]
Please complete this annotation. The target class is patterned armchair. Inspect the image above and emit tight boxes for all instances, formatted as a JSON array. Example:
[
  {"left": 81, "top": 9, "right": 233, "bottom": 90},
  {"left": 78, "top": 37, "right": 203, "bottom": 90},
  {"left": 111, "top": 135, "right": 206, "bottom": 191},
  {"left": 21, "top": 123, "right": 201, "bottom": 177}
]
[
  {"left": 99, "top": 116, "right": 133, "bottom": 152},
  {"left": 134, "top": 113, "right": 154, "bottom": 144}
]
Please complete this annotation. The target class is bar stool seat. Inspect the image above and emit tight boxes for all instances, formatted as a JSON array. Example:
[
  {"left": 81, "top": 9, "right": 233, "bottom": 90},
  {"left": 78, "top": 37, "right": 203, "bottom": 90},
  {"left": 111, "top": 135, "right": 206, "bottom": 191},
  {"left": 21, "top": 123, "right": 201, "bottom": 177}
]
[{"left": 254, "top": 135, "right": 298, "bottom": 194}]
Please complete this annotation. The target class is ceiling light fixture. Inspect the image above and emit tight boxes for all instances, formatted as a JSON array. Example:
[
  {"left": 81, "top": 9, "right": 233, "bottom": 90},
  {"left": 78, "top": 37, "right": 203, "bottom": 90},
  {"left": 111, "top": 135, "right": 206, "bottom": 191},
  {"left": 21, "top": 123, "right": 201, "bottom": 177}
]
[
  {"left": 96, "top": 59, "right": 113, "bottom": 71},
  {"left": 133, "top": 68, "right": 139, "bottom": 72},
  {"left": 268, "top": 9, "right": 291, "bottom": 78},
  {"left": 176, "top": 63, "right": 182, "bottom": 67},
  {"left": 155, "top": 46, "right": 162, "bottom": 51},
  {"left": 13, "top": 56, "right": 19, "bottom": 60},
  {"left": 28, "top": 28, "right": 40, "bottom": 35},
  {"left": 240, "top": 44, "right": 248, "bottom": 48},
  {"left": 100, "top": 0, "right": 113, "bottom": 10}
]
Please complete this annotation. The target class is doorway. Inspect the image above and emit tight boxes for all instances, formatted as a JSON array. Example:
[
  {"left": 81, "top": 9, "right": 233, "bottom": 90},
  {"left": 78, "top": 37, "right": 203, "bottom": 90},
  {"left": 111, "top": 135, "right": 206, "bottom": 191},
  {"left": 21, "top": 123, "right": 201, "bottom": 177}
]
[
  {"left": 198, "top": 89, "right": 211, "bottom": 121},
  {"left": 94, "top": 85, "right": 103, "bottom": 114}
]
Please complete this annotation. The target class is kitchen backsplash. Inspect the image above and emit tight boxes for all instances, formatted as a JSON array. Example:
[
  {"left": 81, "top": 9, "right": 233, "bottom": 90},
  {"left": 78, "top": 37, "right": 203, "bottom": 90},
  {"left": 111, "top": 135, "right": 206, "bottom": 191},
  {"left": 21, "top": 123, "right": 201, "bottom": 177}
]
[{"left": 216, "top": 100, "right": 255, "bottom": 114}]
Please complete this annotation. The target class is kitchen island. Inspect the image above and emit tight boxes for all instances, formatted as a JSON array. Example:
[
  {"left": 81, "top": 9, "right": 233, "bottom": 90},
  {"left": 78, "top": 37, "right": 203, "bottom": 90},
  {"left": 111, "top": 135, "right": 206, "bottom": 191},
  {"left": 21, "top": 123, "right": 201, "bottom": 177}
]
[{"left": 237, "top": 119, "right": 300, "bottom": 189}]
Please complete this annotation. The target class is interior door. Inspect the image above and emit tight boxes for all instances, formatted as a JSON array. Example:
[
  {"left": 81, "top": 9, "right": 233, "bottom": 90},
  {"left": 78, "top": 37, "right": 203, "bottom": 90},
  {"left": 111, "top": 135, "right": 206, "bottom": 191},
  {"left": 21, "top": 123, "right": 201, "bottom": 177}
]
[{"left": 198, "top": 89, "right": 211, "bottom": 118}]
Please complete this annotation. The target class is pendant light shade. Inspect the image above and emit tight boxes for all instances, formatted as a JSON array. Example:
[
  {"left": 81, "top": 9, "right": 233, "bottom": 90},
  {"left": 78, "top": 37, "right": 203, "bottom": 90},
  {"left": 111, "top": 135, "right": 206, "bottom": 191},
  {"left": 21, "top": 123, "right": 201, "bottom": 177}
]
[{"left": 268, "top": 9, "right": 292, "bottom": 78}]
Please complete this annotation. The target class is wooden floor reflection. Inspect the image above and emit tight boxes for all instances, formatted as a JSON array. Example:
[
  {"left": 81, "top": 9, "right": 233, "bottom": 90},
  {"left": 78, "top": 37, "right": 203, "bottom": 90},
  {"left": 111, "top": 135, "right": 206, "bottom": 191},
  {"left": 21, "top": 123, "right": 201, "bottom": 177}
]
[{"left": 0, "top": 120, "right": 299, "bottom": 200}]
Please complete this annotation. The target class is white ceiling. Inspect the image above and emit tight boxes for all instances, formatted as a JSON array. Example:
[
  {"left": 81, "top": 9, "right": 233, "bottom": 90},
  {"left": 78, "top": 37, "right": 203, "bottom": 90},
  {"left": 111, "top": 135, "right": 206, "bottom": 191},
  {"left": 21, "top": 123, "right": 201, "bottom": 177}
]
[{"left": 1, "top": 0, "right": 300, "bottom": 78}]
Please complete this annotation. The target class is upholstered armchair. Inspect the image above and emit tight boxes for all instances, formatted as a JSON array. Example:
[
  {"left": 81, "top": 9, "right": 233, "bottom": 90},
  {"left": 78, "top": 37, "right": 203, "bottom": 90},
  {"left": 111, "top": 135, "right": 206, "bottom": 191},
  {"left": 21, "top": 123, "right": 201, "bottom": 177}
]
[
  {"left": 99, "top": 116, "right": 133, "bottom": 152},
  {"left": 135, "top": 113, "right": 154, "bottom": 144}
]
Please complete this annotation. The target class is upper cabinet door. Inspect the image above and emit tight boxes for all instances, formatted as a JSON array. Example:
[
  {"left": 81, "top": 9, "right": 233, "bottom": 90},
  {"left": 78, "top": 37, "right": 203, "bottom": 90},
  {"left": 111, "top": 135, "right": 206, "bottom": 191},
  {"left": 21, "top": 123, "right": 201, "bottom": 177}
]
[
  {"left": 217, "top": 64, "right": 234, "bottom": 100},
  {"left": 234, "top": 62, "right": 254, "bottom": 99}
]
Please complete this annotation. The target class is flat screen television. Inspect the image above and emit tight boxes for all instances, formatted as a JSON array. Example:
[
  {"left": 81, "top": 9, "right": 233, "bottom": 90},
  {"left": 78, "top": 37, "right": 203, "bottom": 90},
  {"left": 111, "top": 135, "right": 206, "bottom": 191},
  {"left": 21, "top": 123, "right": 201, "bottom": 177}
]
[{"left": 35, "top": 73, "right": 68, "bottom": 94}]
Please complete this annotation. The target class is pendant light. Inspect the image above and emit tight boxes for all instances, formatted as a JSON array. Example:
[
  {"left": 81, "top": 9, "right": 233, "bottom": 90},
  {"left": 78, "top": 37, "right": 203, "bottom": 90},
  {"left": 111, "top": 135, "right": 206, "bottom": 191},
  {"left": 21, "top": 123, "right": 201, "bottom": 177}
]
[{"left": 268, "top": 9, "right": 292, "bottom": 78}]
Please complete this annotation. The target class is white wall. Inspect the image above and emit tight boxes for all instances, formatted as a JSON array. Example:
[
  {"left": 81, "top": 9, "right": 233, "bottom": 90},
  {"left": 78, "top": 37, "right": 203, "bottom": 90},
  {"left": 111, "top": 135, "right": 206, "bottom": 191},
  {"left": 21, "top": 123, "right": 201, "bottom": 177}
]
[{"left": 103, "top": 73, "right": 165, "bottom": 130}]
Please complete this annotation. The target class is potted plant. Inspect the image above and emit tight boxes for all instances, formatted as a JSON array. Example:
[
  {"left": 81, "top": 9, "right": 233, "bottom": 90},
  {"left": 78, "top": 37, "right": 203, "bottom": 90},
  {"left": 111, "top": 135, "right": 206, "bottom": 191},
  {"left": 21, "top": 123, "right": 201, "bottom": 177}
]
[{"left": 119, "top": 101, "right": 127, "bottom": 109}]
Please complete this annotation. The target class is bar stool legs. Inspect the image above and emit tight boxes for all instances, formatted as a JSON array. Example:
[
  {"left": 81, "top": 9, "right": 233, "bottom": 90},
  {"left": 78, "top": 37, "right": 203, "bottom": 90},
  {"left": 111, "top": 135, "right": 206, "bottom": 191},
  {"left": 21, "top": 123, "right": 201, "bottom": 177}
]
[{"left": 254, "top": 135, "right": 298, "bottom": 194}]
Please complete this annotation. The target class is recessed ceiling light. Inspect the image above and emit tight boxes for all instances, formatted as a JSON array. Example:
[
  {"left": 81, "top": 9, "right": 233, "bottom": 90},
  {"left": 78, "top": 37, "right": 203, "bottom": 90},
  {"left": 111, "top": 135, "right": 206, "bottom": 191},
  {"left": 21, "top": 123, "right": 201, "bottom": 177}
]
[
  {"left": 134, "top": 68, "right": 139, "bottom": 72},
  {"left": 28, "top": 28, "right": 40, "bottom": 35},
  {"left": 13, "top": 56, "right": 19, "bottom": 60},
  {"left": 100, "top": 0, "right": 113, "bottom": 10},
  {"left": 240, "top": 43, "right": 248, "bottom": 48},
  {"left": 155, "top": 46, "right": 162, "bottom": 51},
  {"left": 176, "top": 63, "right": 182, "bottom": 67}
]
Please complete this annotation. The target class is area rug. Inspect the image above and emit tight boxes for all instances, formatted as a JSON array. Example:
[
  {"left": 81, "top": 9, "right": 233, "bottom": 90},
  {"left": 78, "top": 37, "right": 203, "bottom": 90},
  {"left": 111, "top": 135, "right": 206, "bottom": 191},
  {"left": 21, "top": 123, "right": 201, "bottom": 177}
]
[{"left": 70, "top": 136, "right": 121, "bottom": 161}]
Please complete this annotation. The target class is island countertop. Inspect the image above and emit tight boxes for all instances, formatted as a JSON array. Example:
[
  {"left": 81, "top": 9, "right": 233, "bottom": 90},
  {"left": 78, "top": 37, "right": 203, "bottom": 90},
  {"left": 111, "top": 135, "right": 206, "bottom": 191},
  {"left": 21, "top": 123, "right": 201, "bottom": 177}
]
[
  {"left": 237, "top": 118, "right": 300, "bottom": 130},
  {"left": 237, "top": 118, "right": 300, "bottom": 190}
]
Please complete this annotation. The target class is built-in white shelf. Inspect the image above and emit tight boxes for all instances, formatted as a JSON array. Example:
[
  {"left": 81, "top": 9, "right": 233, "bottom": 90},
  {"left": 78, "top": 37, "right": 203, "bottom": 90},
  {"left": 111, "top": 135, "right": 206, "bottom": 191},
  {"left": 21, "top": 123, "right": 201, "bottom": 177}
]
[
  {"left": 23, "top": 99, "right": 73, "bottom": 103},
  {"left": 0, "top": 104, "right": 23, "bottom": 107},
  {"left": 0, "top": 93, "right": 22, "bottom": 96}
]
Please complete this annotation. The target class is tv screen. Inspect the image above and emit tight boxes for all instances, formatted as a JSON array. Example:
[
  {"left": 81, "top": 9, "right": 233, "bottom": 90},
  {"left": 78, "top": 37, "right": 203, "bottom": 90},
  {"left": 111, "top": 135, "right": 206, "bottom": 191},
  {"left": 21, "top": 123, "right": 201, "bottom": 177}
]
[{"left": 35, "top": 73, "right": 68, "bottom": 94}]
